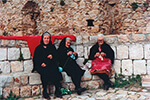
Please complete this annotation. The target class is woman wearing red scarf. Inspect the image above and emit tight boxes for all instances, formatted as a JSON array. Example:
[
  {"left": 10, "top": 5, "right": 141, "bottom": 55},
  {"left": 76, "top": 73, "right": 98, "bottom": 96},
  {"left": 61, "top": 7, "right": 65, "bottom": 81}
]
[{"left": 89, "top": 34, "right": 114, "bottom": 90}]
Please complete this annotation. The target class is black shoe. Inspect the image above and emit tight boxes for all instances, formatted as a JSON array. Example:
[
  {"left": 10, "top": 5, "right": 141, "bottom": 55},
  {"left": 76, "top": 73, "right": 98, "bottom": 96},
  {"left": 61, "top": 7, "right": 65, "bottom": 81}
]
[
  {"left": 55, "top": 91, "right": 62, "bottom": 98},
  {"left": 108, "top": 81, "right": 114, "bottom": 88},
  {"left": 43, "top": 91, "right": 50, "bottom": 99},
  {"left": 76, "top": 87, "right": 86, "bottom": 95}
]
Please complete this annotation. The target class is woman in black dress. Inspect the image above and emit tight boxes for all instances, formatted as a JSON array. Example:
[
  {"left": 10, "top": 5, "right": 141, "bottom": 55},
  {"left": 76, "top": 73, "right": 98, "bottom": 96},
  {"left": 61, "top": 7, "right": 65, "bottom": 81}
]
[
  {"left": 57, "top": 37, "right": 86, "bottom": 95},
  {"left": 32, "top": 32, "right": 63, "bottom": 99}
]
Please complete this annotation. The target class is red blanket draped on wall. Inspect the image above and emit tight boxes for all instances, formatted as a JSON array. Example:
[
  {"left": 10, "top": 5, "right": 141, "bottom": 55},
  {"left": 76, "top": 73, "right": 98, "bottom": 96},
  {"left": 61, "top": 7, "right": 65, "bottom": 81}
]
[{"left": 0, "top": 35, "right": 76, "bottom": 57}]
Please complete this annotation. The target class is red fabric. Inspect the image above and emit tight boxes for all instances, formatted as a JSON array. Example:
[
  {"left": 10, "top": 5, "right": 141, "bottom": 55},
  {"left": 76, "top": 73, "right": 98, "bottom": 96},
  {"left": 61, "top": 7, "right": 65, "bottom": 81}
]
[
  {"left": 90, "top": 57, "right": 111, "bottom": 76},
  {"left": 0, "top": 35, "right": 76, "bottom": 57}
]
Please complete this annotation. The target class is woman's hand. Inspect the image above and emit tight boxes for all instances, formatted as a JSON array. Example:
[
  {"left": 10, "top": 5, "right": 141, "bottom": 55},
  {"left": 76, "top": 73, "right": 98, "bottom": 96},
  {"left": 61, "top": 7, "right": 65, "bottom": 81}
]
[
  {"left": 73, "top": 52, "right": 77, "bottom": 56},
  {"left": 94, "top": 52, "right": 100, "bottom": 58},
  {"left": 41, "top": 63, "right": 46, "bottom": 67},
  {"left": 67, "top": 51, "right": 73, "bottom": 55},
  {"left": 47, "top": 54, "right": 53, "bottom": 59},
  {"left": 101, "top": 52, "right": 106, "bottom": 57}
]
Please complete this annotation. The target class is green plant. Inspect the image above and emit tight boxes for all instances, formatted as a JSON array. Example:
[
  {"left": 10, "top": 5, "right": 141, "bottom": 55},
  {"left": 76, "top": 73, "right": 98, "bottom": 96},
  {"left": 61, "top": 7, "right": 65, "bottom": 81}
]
[
  {"left": 131, "top": 2, "right": 138, "bottom": 11},
  {"left": 50, "top": 7, "right": 54, "bottom": 12},
  {"left": 17, "top": 50, "right": 24, "bottom": 61},
  {"left": 0, "top": 91, "right": 20, "bottom": 100},
  {"left": 60, "top": 0, "right": 65, "bottom": 6},
  {"left": 3, "top": 31, "right": 9, "bottom": 36},
  {"left": 114, "top": 73, "right": 142, "bottom": 88}
]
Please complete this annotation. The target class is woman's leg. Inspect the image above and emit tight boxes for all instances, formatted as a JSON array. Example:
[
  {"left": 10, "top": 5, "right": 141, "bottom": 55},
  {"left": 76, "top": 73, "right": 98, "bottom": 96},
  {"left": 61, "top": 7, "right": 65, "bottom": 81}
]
[
  {"left": 53, "top": 81, "right": 62, "bottom": 98},
  {"left": 41, "top": 75, "right": 49, "bottom": 98}
]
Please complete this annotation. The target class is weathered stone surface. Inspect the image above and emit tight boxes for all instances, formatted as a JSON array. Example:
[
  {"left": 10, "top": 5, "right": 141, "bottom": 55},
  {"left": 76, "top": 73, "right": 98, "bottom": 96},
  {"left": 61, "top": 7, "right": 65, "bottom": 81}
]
[
  {"left": 76, "top": 45, "right": 84, "bottom": 57},
  {"left": 20, "top": 86, "right": 31, "bottom": 97},
  {"left": 144, "top": 44, "right": 150, "bottom": 59},
  {"left": 122, "top": 60, "right": 133, "bottom": 75},
  {"left": 133, "top": 60, "right": 146, "bottom": 75},
  {"left": 87, "top": 81, "right": 100, "bottom": 89},
  {"left": 2, "top": 87, "right": 10, "bottom": 98},
  {"left": 0, "top": 75, "right": 13, "bottom": 87},
  {"left": 89, "top": 36, "right": 97, "bottom": 44},
  {"left": 113, "top": 60, "right": 121, "bottom": 74},
  {"left": 0, "top": 48, "right": 7, "bottom": 60},
  {"left": 24, "top": 60, "right": 33, "bottom": 72},
  {"left": 147, "top": 60, "right": 150, "bottom": 74},
  {"left": 132, "top": 34, "right": 146, "bottom": 42},
  {"left": 129, "top": 44, "right": 143, "bottom": 59},
  {"left": 84, "top": 46, "right": 88, "bottom": 59},
  {"left": 0, "top": 61, "right": 11, "bottom": 74},
  {"left": 14, "top": 74, "right": 28, "bottom": 86},
  {"left": 29, "top": 73, "right": 41, "bottom": 85},
  {"left": 0, "top": 88, "right": 2, "bottom": 96},
  {"left": 11, "top": 61, "right": 23, "bottom": 72},
  {"left": 12, "top": 87, "right": 20, "bottom": 96},
  {"left": 117, "top": 45, "right": 128, "bottom": 59},
  {"left": 76, "top": 36, "right": 83, "bottom": 44},
  {"left": 62, "top": 72, "right": 72, "bottom": 83},
  {"left": 76, "top": 58, "right": 84, "bottom": 66},
  {"left": 118, "top": 34, "right": 130, "bottom": 43},
  {"left": 21, "top": 48, "right": 31, "bottom": 59},
  {"left": 8, "top": 48, "right": 20, "bottom": 60},
  {"left": 82, "top": 69, "right": 92, "bottom": 81},
  {"left": 32, "top": 85, "right": 40, "bottom": 96}
]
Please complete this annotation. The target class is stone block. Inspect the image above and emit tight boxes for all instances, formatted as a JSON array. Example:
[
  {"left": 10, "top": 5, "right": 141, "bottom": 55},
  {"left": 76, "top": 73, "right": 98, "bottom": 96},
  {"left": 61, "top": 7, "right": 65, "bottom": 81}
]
[
  {"left": 82, "top": 69, "right": 92, "bottom": 81},
  {"left": 0, "top": 61, "right": 11, "bottom": 74},
  {"left": 147, "top": 60, "right": 150, "bottom": 75},
  {"left": 113, "top": 60, "right": 121, "bottom": 74},
  {"left": 76, "top": 58, "right": 84, "bottom": 66},
  {"left": 12, "top": 87, "right": 20, "bottom": 96},
  {"left": 11, "top": 61, "right": 23, "bottom": 72},
  {"left": 24, "top": 60, "right": 33, "bottom": 72},
  {"left": 14, "top": 74, "right": 28, "bottom": 86},
  {"left": 1, "top": 40, "right": 15, "bottom": 47},
  {"left": 105, "top": 35, "right": 117, "bottom": 44},
  {"left": 8, "top": 48, "right": 20, "bottom": 60},
  {"left": 75, "top": 36, "right": 83, "bottom": 44},
  {"left": 0, "top": 88, "right": 2, "bottom": 96},
  {"left": 84, "top": 47, "right": 88, "bottom": 59},
  {"left": 62, "top": 72, "right": 72, "bottom": 83},
  {"left": 20, "top": 86, "right": 31, "bottom": 97},
  {"left": 89, "top": 36, "right": 97, "bottom": 44},
  {"left": 122, "top": 60, "right": 133, "bottom": 75},
  {"left": 21, "top": 48, "right": 31, "bottom": 59},
  {"left": 132, "top": 34, "right": 146, "bottom": 42},
  {"left": 129, "top": 44, "right": 143, "bottom": 59},
  {"left": 3, "top": 87, "right": 10, "bottom": 98},
  {"left": 117, "top": 45, "right": 128, "bottom": 59},
  {"left": 111, "top": 46, "right": 116, "bottom": 59},
  {"left": 32, "top": 85, "right": 40, "bottom": 96},
  {"left": 118, "top": 34, "right": 130, "bottom": 43},
  {"left": 29, "top": 73, "right": 41, "bottom": 85},
  {"left": 0, "top": 75, "right": 13, "bottom": 87},
  {"left": 0, "top": 48, "right": 7, "bottom": 60},
  {"left": 87, "top": 81, "right": 100, "bottom": 89},
  {"left": 144, "top": 44, "right": 150, "bottom": 59},
  {"left": 133, "top": 60, "right": 146, "bottom": 75},
  {"left": 76, "top": 45, "right": 84, "bottom": 57}
]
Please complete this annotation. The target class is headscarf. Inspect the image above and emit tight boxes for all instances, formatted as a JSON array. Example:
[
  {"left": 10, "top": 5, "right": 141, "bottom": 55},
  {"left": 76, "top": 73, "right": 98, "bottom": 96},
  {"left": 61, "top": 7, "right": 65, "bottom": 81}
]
[
  {"left": 40, "top": 32, "right": 52, "bottom": 47},
  {"left": 58, "top": 37, "right": 72, "bottom": 49}
]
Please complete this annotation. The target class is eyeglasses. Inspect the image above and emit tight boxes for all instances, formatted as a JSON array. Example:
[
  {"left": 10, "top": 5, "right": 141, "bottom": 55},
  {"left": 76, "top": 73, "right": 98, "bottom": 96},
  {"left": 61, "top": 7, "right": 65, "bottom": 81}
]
[{"left": 98, "top": 39, "right": 103, "bottom": 42}]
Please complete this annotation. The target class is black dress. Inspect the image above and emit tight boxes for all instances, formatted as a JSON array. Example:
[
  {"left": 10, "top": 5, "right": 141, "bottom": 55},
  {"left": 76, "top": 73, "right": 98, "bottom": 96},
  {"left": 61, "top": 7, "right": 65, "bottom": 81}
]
[{"left": 57, "top": 38, "right": 85, "bottom": 90}]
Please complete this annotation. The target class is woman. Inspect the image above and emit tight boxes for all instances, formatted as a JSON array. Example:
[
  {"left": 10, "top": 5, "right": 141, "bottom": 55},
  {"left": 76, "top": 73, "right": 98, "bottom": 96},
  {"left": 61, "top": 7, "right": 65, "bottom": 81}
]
[
  {"left": 32, "top": 32, "right": 63, "bottom": 99},
  {"left": 89, "top": 34, "right": 114, "bottom": 90},
  {"left": 57, "top": 37, "right": 86, "bottom": 95}
]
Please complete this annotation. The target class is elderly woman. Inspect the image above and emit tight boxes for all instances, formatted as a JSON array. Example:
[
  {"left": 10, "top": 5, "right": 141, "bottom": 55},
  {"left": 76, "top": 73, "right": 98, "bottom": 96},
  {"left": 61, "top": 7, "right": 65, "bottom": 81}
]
[
  {"left": 89, "top": 34, "right": 114, "bottom": 90},
  {"left": 32, "top": 32, "right": 63, "bottom": 99},
  {"left": 57, "top": 37, "right": 86, "bottom": 95}
]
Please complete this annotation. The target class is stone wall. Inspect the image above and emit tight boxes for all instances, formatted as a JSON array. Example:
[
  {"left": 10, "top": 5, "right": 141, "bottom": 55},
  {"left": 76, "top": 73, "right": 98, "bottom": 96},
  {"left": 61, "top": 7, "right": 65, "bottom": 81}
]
[
  {"left": 0, "top": 0, "right": 150, "bottom": 36},
  {"left": 0, "top": 33, "right": 150, "bottom": 97}
]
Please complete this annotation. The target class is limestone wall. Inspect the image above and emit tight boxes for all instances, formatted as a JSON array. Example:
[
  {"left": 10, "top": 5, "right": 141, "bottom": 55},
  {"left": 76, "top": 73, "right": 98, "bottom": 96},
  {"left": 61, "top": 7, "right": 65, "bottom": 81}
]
[
  {"left": 0, "top": 0, "right": 150, "bottom": 36},
  {"left": 0, "top": 33, "right": 150, "bottom": 97}
]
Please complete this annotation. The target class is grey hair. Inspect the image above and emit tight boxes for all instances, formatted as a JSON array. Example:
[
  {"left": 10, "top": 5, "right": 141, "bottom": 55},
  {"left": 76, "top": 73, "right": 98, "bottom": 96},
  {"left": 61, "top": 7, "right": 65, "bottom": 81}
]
[
  {"left": 43, "top": 32, "right": 51, "bottom": 36},
  {"left": 66, "top": 37, "right": 72, "bottom": 41},
  {"left": 97, "top": 34, "right": 105, "bottom": 40}
]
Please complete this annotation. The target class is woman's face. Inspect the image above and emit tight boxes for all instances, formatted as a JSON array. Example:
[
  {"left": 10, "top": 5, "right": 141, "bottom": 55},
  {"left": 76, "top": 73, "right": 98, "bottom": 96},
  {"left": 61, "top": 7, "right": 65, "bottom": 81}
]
[
  {"left": 43, "top": 35, "right": 50, "bottom": 45},
  {"left": 65, "top": 39, "right": 71, "bottom": 48},
  {"left": 97, "top": 36, "right": 104, "bottom": 46}
]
